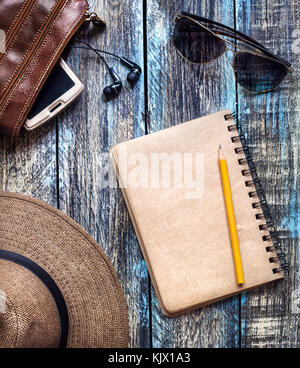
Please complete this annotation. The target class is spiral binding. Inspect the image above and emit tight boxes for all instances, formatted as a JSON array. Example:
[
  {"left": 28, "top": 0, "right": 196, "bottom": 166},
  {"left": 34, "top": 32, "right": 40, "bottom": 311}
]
[{"left": 224, "top": 112, "right": 288, "bottom": 274}]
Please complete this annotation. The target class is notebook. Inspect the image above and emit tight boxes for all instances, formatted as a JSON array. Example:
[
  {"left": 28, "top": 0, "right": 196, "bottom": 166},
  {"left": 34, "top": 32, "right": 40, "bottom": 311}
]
[{"left": 110, "top": 110, "right": 285, "bottom": 317}]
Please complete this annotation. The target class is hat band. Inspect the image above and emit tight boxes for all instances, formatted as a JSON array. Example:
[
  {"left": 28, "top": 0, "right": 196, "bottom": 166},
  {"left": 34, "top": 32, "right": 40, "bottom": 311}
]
[{"left": 0, "top": 249, "right": 69, "bottom": 348}]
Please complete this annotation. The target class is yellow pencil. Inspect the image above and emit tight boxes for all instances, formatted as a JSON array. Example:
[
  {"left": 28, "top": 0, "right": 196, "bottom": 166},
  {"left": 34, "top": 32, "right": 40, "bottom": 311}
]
[{"left": 218, "top": 145, "right": 244, "bottom": 285}]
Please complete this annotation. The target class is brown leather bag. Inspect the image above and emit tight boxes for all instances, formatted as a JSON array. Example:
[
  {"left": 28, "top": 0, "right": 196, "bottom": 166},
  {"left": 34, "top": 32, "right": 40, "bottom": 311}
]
[{"left": 0, "top": 0, "right": 90, "bottom": 138}]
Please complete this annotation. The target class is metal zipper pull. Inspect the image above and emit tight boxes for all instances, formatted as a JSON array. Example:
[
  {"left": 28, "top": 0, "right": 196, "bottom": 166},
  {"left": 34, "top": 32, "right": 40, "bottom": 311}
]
[{"left": 85, "top": 11, "right": 106, "bottom": 27}]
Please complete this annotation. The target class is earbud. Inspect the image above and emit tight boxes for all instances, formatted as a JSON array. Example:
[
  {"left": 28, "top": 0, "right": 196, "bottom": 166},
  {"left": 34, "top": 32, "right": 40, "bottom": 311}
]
[
  {"left": 120, "top": 57, "right": 142, "bottom": 86},
  {"left": 72, "top": 40, "right": 142, "bottom": 99},
  {"left": 103, "top": 67, "right": 122, "bottom": 99}
]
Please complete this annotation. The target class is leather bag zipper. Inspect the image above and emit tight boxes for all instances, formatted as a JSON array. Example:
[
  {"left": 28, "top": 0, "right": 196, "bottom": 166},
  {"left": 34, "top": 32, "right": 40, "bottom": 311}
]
[
  {"left": 0, "top": 0, "right": 36, "bottom": 64},
  {"left": 0, "top": 0, "right": 73, "bottom": 112},
  {"left": 9, "top": 2, "right": 94, "bottom": 137}
]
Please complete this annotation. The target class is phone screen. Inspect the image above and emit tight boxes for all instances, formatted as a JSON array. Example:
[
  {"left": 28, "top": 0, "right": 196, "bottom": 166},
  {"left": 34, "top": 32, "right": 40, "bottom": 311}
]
[{"left": 27, "top": 63, "right": 75, "bottom": 119}]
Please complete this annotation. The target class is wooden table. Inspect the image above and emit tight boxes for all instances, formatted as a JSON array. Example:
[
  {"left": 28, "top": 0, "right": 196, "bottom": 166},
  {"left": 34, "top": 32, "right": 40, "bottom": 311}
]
[{"left": 0, "top": 0, "right": 299, "bottom": 348}]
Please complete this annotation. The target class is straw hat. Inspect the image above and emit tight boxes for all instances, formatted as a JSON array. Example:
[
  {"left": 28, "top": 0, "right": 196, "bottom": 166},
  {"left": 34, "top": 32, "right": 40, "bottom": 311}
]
[{"left": 0, "top": 192, "right": 128, "bottom": 348}]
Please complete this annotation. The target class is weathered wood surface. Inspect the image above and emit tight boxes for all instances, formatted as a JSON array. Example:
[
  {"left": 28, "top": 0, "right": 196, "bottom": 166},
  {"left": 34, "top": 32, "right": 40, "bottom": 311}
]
[
  {"left": 146, "top": 0, "right": 239, "bottom": 348},
  {"left": 0, "top": 0, "right": 299, "bottom": 347},
  {"left": 236, "top": 0, "right": 300, "bottom": 348},
  {"left": 58, "top": 0, "right": 149, "bottom": 348}
]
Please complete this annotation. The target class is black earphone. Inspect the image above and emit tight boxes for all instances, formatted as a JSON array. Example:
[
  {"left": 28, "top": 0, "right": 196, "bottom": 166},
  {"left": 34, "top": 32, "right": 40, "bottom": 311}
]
[
  {"left": 72, "top": 39, "right": 142, "bottom": 99},
  {"left": 120, "top": 57, "right": 142, "bottom": 86},
  {"left": 103, "top": 67, "right": 122, "bottom": 99}
]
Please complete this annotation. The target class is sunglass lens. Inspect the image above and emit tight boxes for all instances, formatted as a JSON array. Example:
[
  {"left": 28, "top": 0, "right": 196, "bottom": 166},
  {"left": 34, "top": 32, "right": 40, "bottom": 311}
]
[
  {"left": 234, "top": 52, "right": 288, "bottom": 92},
  {"left": 173, "top": 17, "right": 226, "bottom": 63}
]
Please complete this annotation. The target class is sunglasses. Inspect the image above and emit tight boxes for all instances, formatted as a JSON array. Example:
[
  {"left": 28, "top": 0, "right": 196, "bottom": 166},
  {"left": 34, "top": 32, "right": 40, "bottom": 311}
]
[{"left": 173, "top": 12, "right": 292, "bottom": 92}]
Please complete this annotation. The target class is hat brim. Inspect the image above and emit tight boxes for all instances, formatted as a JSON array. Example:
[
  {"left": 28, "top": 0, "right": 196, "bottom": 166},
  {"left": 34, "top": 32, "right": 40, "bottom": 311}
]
[{"left": 0, "top": 192, "right": 128, "bottom": 348}]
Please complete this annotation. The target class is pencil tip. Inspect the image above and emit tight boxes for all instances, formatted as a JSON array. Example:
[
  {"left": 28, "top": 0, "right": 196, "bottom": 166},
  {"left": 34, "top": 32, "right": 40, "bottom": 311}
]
[{"left": 219, "top": 144, "right": 222, "bottom": 149}]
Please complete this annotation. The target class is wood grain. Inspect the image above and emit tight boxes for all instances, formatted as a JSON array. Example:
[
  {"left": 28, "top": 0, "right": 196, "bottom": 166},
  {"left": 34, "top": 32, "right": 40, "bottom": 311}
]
[
  {"left": 236, "top": 0, "right": 300, "bottom": 347},
  {"left": 57, "top": 0, "right": 149, "bottom": 348},
  {"left": 0, "top": 0, "right": 299, "bottom": 348},
  {"left": 146, "top": 0, "right": 239, "bottom": 348},
  {"left": 0, "top": 126, "right": 57, "bottom": 205}
]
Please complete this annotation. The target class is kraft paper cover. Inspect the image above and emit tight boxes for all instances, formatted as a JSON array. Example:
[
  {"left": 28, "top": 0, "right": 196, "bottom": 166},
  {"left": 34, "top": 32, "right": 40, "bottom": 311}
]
[{"left": 110, "top": 110, "right": 284, "bottom": 317}]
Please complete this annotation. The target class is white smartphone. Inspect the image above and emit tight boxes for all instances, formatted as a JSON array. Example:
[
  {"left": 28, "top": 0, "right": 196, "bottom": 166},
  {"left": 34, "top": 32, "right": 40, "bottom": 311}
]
[{"left": 24, "top": 58, "right": 84, "bottom": 130}]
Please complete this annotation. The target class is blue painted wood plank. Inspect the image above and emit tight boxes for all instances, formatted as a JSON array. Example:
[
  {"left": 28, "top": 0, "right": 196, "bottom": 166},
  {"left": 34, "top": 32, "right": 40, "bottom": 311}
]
[
  {"left": 146, "top": 0, "right": 239, "bottom": 347},
  {"left": 0, "top": 125, "right": 57, "bottom": 205},
  {"left": 1, "top": 0, "right": 297, "bottom": 349},
  {"left": 57, "top": 0, "right": 150, "bottom": 347},
  {"left": 236, "top": 0, "right": 300, "bottom": 347}
]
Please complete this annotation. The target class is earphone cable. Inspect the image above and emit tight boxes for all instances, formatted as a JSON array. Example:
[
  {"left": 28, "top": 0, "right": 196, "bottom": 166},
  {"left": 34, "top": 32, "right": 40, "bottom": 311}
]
[
  {"left": 71, "top": 45, "right": 122, "bottom": 60},
  {"left": 71, "top": 39, "right": 112, "bottom": 70},
  {"left": 73, "top": 39, "right": 121, "bottom": 62}
]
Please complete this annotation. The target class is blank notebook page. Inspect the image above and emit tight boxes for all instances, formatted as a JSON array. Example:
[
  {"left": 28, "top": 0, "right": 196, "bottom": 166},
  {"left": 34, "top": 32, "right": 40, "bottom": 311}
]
[{"left": 110, "top": 110, "right": 284, "bottom": 316}]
